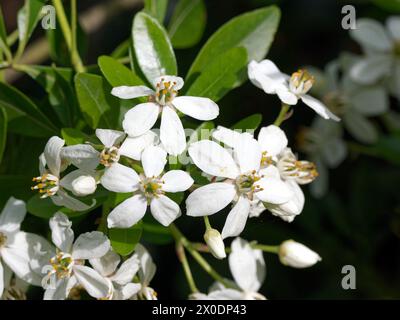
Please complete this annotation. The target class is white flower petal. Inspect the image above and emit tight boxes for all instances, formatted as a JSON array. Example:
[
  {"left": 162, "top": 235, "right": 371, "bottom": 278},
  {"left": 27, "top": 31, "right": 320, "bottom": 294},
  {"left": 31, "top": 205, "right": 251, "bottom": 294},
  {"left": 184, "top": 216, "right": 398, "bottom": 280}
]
[
  {"left": 387, "top": 16, "right": 400, "bottom": 42},
  {"left": 122, "top": 102, "right": 160, "bottom": 137},
  {"left": 276, "top": 87, "right": 298, "bottom": 105},
  {"left": 350, "top": 18, "right": 392, "bottom": 51},
  {"left": 173, "top": 96, "right": 219, "bottom": 121},
  {"left": 135, "top": 244, "right": 156, "bottom": 286},
  {"left": 344, "top": 111, "right": 378, "bottom": 144},
  {"left": 72, "top": 231, "right": 110, "bottom": 260},
  {"left": 119, "top": 131, "right": 159, "bottom": 161},
  {"left": 153, "top": 76, "right": 184, "bottom": 90},
  {"left": 61, "top": 144, "right": 100, "bottom": 171},
  {"left": 234, "top": 137, "right": 262, "bottom": 173},
  {"left": 301, "top": 94, "right": 340, "bottom": 121},
  {"left": 161, "top": 170, "right": 194, "bottom": 192},
  {"left": 221, "top": 196, "right": 250, "bottom": 239},
  {"left": 95, "top": 129, "right": 125, "bottom": 148},
  {"left": 257, "top": 125, "right": 288, "bottom": 156},
  {"left": 60, "top": 169, "right": 97, "bottom": 197},
  {"left": 107, "top": 195, "right": 147, "bottom": 229},
  {"left": 49, "top": 212, "right": 74, "bottom": 253},
  {"left": 73, "top": 265, "right": 111, "bottom": 299},
  {"left": 186, "top": 183, "right": 236, "bottom": 216},
  {"left": 150, "top": 195, "right": 181, "bottom": 226},
  {"left": 160, "top": 107, "right": 186, "bottom": 156},
  {"left": 110, "top": 254, "right": 139, "bottom": 285},
  {"left": 89, "top": 250, "right": 121, "bottom": 277},
  {"left": 44, "top": 278, "right": 69, "bottom": 300},
  {"left": 188, "top": 140, "right": 239, "bottom": 179},
  {"left": 111, "top": 85, "right": 154, "bottom": 99},
  {"left": 44, "top": 136, "right": 65, "bottom": 175},
  {"left": 0, "top": 197, "right": 26, "bottom": 233},
  {"left": 351, "top": 86, "right": 388, "bottom": 116},
  {"left": 141, "top": 145, "right": 167, "bottom": 177},
  {"left": 212, "top": 126, "right": 254, "bottom": 149},
  {"left": 248, "top": 60, "right": 288, "bottom": 93},
  {"left": 229, "top": 238, "right": 265, "bottom": 292},
  {"left": 1, "top": 246, "right": 31, "bottom": 285},
  {"left": 118, "top": 283, "right": 142, "bottom": 300},
  {"left": 0, "top": 262, "right": 4, "bottom": 297},
  {"left": 350, "top": 55, "right": 392, "bottom": 85},
  {"left": 101, "top": 163, "right": 140, "bottom": 193},
  {"left": 52, "top": 190, "right": 95, "bottom": 212},
  {"left": 256, "top": 177, "right": 293, "bottom": 204}
]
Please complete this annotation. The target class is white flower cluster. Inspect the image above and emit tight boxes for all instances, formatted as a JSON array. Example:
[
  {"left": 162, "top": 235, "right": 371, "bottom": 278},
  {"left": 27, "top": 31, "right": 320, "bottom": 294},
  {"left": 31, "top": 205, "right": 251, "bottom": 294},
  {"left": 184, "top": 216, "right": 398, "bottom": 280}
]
[{"left": 2, "top": 61, "right": 331, "bottom": 300}]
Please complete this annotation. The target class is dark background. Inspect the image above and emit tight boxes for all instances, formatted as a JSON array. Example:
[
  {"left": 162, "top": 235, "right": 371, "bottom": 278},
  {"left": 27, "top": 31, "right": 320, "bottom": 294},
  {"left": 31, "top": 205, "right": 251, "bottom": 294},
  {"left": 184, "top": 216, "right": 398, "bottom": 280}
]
[{"left": 1, "top": 0, "right": 400, "bottom": 299}]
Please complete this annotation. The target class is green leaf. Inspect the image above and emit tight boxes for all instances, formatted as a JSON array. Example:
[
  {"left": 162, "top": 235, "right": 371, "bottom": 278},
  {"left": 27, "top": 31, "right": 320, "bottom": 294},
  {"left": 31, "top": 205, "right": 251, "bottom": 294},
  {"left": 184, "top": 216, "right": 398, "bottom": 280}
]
[
  {"left": 132, "top": 12, "right": 177, "bottom": 85},
  {"left": 109, "top": 221, "right": 143, "bottom": 256},
  {"left": 188, "top": 121, "right": 215, "bottom": 145},
  {"left": 185, "top": 47, "right": 248, "bottom": 101},
  {"left": 98, "top": 55, "right": 144, "bottom": 87},
  {"left": 142, "top": 215, "right": 173, "bottom": 245},
  {"left": 111, "top": 39, "right": 130, "bottom": 59},
  {"left": 372, "top": 0, "right": 400, "bottom": 12},
  {"left": 232, "top": 113, "right": 263, "bottom": 131},
  {"left": 168, "top": 0, "right": 206, "bottom": 49},
  {"left": 61, "top": 128, "right": 93, "bottom": 146},
  {"left": 187, "top": 6, "right": 280, "bottom": 84},
  {"left": 17, "top": 0, "right": 48, "bottom": 53},
  {"left": 0, "top": 107, "right": 6, "bottom": 164},
  {"left": 0, "top": 5, "right": 11, "bottom": 61},
  {"left": 75, "top": 73, "right": 120, "bottom": 129},
  {"left": 0, "top": 82, "right": 57, "bottom": 137},
  {"left": 144, "top": 0, "right": 169, "bottom": 24},
  {"left": 0, "top": 175, "right": 32, "bottom": 206}
]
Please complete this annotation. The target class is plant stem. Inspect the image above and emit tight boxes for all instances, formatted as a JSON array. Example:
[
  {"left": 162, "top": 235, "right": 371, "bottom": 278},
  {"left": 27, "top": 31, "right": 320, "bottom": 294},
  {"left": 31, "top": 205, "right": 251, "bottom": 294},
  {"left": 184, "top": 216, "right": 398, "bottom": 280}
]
[
  {"left": 193, "top": 242, "right": 280, "bottom": 254},
  {"left": 274, "top": 103, "right": 291, "bottom": 126},
  {"left": 52, "top": 0, "right": 85, "bottom": 73},
  {"left": 176, "top": 242, "right": 198, "bottom": 293},
  {"left": 169, "top": 223, "right": 236, "bottom": 289},
  {"left": 251, "top": 244, "right": 280, "bottom": 254},
  {"left": 203, "top": 216, "right": 211, "bottom": 230}
]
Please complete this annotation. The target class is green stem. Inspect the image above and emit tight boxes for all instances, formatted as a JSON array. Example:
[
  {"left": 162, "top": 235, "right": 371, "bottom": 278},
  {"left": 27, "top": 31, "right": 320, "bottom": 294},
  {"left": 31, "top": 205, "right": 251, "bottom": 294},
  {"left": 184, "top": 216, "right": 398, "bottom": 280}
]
[
  {"left": 251, "top": 244, "right": 280, "bottom": 254},
  {"left": 274, "top": 104, "right": 291, "bottom": 126},
  {"left": 176, "top": 242, "right": 198, "bottom": 293},
  {"left": 169, "top": 224, "right": 236, "bottom": 289},
  {"left": 194, "top": 242, "right": 280, "bottom": 254},
  {"left": 203, "top": 216, "right": 211, "bottom": 230},
  {"left": 52, "top": 0, "right": 85, "bottom": 73}
]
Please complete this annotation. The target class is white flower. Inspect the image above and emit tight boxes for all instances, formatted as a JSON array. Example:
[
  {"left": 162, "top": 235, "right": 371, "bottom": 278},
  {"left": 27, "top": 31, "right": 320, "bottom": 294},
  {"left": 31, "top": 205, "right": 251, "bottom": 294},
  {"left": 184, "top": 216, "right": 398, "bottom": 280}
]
[
  {"left": 279, "top": 240, "right": 321, "bottom": 268},
  {"left": 186, "top": 139, "right": 293, "bottom": 239},
  {"left": 204, "top": 228, "right": 226, "bottom": 260},
  {"left": 101, "top": 145, "right": 194, "bottom": 228},
  {"left": 248, "top": 59, "right": 340, "bottom": 121},
  {"left": 41, "top": 213, "right": 111, "bottom": 300},
  {"left": 0, "top": 198, "right": 48, "bottom": 297},
  {"left": 212, "top": 125, "right": 308, "bottom": 222},
  {"left": 89, "top": 250, "right": 141, "bottom": 300},
  {"left": 133, "top": 244, "right": 157, "bottom": 300},
  {"left": 61, "top": 129, "right": 159, "bottom": 170},
  {"left": 0, "top": 267, "right": 29, "bottom": 300},
  {"left": 349, "top": 17, "right": 400, "bottom": 99},
  {"left": 112, "top": 75, "right": 220, "bottom": 156},
  {"left": 192, "top": 238, "right": 266, "bottom": 300},
  {"left": 31, "top": 136, "right": 96, "bottom": 211}
]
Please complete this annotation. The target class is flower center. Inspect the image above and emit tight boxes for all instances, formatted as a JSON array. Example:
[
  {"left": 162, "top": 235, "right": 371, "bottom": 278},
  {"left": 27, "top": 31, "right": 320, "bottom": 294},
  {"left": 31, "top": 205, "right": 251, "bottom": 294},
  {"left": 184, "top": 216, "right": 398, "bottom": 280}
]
[
  {"left": 278, "top": 154, "right": 318, "bottom": 184},
  {"left": 0, "top": 232, "right": 7, "bottom": 248},
  {"left": 235, "top": 171, "right": 264, "bottom": 197},
  {"left": 289, "top": 69, "right": 315, "bottom": 95},
  {"left": 261, "top": 151, "right": 275, "bottom": 167},
  {"left": 100, "top": 146, "right": 120, "bottom": 167},
  {"left": 49, "top": 252, "right": 74, "bottom": 279},
  {"left": 153, "top": 78, "right": 179, "bottom": 105},
  {"left": 140, "top": 176, "right": 164, "bottom": 199},
  {"left": 31, "top": 174, "right": 59, "bottom": 198}
]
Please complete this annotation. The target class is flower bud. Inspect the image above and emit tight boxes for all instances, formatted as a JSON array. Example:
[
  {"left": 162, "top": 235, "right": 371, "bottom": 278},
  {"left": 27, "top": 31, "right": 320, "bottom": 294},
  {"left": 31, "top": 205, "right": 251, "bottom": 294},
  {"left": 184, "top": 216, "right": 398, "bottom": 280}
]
[
  {"left": 279, "top": 240, "right": 321, "bottom": 268},
  {"left": 71, "top": 175, "right": 97, "bottom": 196},
  {"left": 204, "top": 228, "right": 226, "bottom": 259}
]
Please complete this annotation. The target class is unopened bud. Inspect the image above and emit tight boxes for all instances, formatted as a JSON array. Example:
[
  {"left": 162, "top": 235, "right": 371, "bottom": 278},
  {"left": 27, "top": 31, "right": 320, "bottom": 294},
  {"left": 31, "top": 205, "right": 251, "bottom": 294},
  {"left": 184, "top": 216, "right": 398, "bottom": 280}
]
[
  {"left": 204, "top": 228, "right": 226, "bottom": 259},
  {"left": 71, "top": 175, "right": 97, "bottom": 196},
  {"left": 279, "top": 240, "right": 321, "bottom": 268}
]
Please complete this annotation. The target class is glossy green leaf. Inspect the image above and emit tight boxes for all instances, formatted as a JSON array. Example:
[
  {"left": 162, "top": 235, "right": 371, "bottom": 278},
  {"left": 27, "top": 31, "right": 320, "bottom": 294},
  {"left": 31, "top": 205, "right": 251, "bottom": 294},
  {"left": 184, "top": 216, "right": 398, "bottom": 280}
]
[
  {"left": 144, "top": 0, "right": 169, "bottom": 24},
  {"left": 0, "top": 82, "right": 57, "bottom": 137},
  {"left": 17, "top": 0, "right": 48, "bottom": 52},
  {"left": 0, "top": 107, "right": 7, "bottom": 164},
  {"left": 75, "top": 73, "right": 120, "bottom": 129},
  {"left": 142, "top": 215, "right": 173, "bottom": 245},
  {"left": 168, "top": 0, "right": 206, "bottom": 49},
  {"left": 61, "top": 128, "right": 93, "bottom": 146},
  {"left": 111, "top": 39, "right": 131, "bottom": 59},
  {"left": 109, "top": 221, "right": 143, "bottom": 256},
  {"left": 132, "top": 12, "right": 177, "bottom": 85},
  {"left": 98, "top": 55, "right": 144, "bottom": 87},
  {"left": 232, "top": 113, "right": 263, "bottom": 131},
  {"left": 187, "top": 6, "right": 280, "bottom": 83},
  {"left": 185, "top": 47, "right": 248, "bottom": 101}
]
